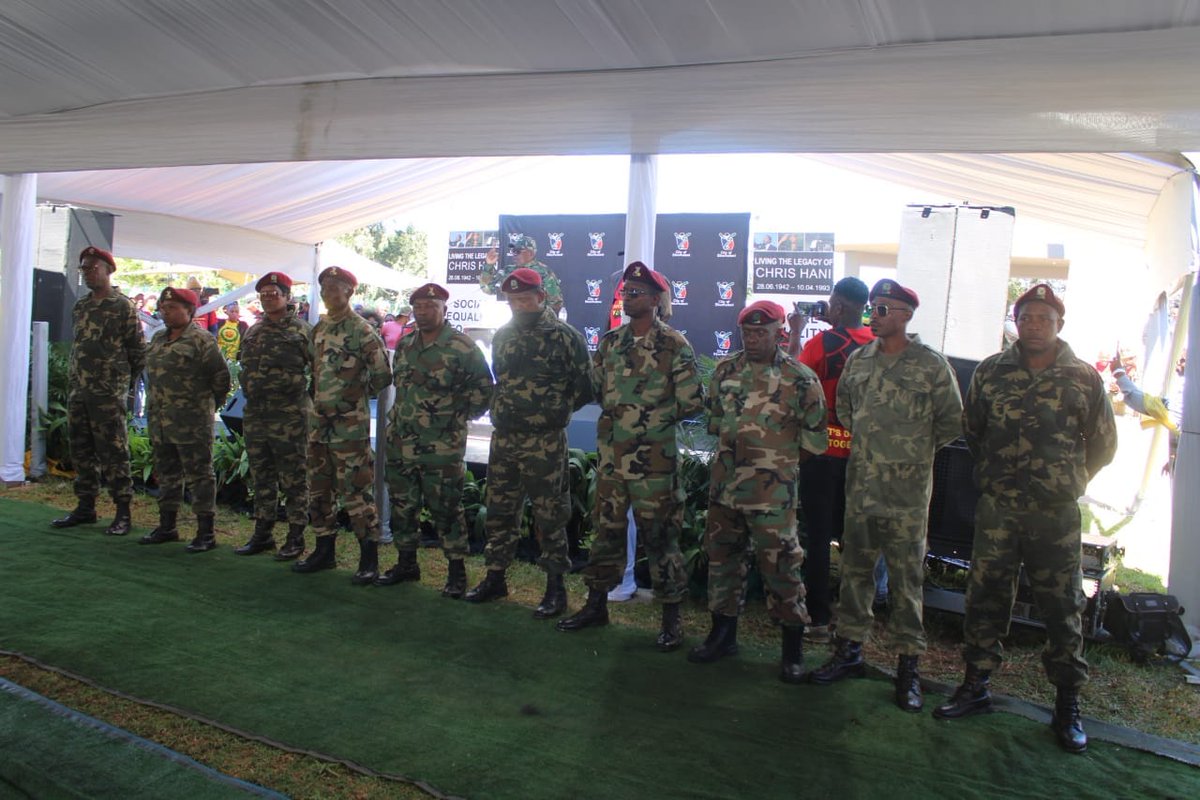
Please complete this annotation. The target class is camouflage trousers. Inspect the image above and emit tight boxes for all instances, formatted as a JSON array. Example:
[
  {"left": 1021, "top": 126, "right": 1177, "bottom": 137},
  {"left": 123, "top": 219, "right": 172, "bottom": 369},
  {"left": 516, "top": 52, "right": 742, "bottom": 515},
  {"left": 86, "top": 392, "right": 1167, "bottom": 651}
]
[
  {"left": 836, "top": 512, "right": 927, "bottom": 654},
  {"left": 152, "top": 440, "right": 215, "bottom": 516},
  {"left": 309, "top": 439, "right": 380, "bottom": 542},
  {"left": 386, "top": 453, "right": 468, "bottom": 558},
  {"left": 245, "top": 410, "right": 309, "bottom": 527},
  {"left": 705, "top": 502, "right": 809, "bottom": 626},
  {"left": 68, "top": 393, "right": 133, "bottom": 504},
  {"left": 581, "top": 472, "right": 687, "bottom": 603},
  {"left": 482, "top": 429, "right": 570, "bottom": 575},
  {"left": 963, "top": 494, "right": 1088, "bottom": 688}
]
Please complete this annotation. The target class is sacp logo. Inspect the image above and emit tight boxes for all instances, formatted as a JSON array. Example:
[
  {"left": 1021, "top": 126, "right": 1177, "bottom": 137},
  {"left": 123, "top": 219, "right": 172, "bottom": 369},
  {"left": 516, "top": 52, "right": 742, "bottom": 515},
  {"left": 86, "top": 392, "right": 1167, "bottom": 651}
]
[
  {"left": 588, "top": 232, "right": 605, "bottom": 251},
  {"left": 672, "top": 232, "right": 692, "bottom": 257},
  {"left": 718, "top": 232, "right": 737, "bottom": 252},
  {"left": 714, "top": 330, "right": 733, "bottom": 351},
  {"left": 716, "top": 281, "right": 735, "bottom": 301},
  {"left": 671, "top": 280, "right": 689, "bottom": 304},
  {"left": 584, "top": 326, "right": 601, "bottom": 348},
  {"left": 547, "top": 232, "right": 565, "bottom": 255},
  {"left": 585, "top": 279, "right": 603, "bottom": 303}
]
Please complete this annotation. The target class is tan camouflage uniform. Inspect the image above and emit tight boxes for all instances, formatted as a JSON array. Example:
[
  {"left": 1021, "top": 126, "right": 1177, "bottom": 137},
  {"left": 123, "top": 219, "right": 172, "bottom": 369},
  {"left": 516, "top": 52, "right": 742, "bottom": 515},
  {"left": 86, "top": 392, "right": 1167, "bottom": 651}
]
[
  {"left": 835, "top": 334, "right": 963, "bottom": 654},
  {"left": 962, "top": 340, "right": 1117, "bottom": 687}
]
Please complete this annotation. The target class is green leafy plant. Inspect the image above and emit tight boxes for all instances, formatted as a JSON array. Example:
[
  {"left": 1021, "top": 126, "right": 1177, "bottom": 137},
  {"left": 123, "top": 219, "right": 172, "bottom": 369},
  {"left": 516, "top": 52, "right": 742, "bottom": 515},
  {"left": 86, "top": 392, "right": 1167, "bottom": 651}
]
[
  {"left": 212, "top": 431, "right": 252, "bottom": 505},
  {"left": 127, "top": 425, "right": 155, "bottom": 486}
]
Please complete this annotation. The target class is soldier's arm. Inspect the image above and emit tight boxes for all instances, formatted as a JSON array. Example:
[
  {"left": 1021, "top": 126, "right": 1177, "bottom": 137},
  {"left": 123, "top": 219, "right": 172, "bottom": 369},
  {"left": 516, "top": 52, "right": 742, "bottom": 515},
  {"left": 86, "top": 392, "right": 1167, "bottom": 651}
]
[
  {"left": 673, "top": 342, "right": 706, "bottom": 421},
  {"left": 463, "top": 343, "right": 495, "bottom": 420},
  {"left": 962, "top": 364, "right": 988, "bottom": 460},
  {"left": 364, "top": 329, "right": 392, "bottom": 397},
  {"left": 796, "top": 369, "right": 828, "bottom": 461},
  {"left": 1083, "top": 372, "right": 1119, "bottom": 478},
  {"left": 567, "top": 329, "right": 596, "bottom": 411},
  {"left": 705, "top": 365, "right": 725, "bottom": 437},
  {"left": 590, "top": 340, "right": 607, "bottom": 401},
  {"left": 835, "top": 352, "right": 858, "bottom": 433},
  {"left": 930, "top": 356, "right": 965, "bottom": 449},
  {"left": 201, "top": 335, "right": 232, "bottom": 408},
  {"left": 124, "top": 303, "right": 147, "bottom": 386}
]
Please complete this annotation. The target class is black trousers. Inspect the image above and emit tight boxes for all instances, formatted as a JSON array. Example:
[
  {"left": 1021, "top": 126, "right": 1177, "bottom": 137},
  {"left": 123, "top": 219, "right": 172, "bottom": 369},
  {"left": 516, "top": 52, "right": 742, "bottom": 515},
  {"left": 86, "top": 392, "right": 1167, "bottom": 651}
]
[{"left": 798, "top": 455, "right": 848, "bottom": 627}]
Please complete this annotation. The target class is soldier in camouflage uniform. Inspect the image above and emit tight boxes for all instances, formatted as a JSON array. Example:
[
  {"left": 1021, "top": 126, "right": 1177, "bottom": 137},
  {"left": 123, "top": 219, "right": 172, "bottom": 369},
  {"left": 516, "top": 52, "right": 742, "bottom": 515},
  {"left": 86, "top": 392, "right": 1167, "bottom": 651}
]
[
  {"left": 557, "top": 262, "right": 704, "bottom": 647},
  {"left": 233, "top": 271, "right": 313, "bottom": 560},
  {"left": 935, "top": 284, "right": 1116, "bottom": 754},
  {"left": 687, "top": 301, "right": 828, "bottom": 683},
  {"left": 465, "top": 268, "right": 595, "bottom": 614},
  {"left": 139, "top": 287, "right": 232, "bottom": 551},
  {"left": 376, "top": 282, "right": 494, "bottom": 598},
  {"left": 810, "top": 280, "right": 962, "bottom": 712},
  {"left": 480, "top": 234, "right": 564, "bottom": 315},
  {"left": 52, "top": 246, "right": 146, "bottom": 536},
  {"left": 293, "top": 266, "right": 393, "bottom": 584}
]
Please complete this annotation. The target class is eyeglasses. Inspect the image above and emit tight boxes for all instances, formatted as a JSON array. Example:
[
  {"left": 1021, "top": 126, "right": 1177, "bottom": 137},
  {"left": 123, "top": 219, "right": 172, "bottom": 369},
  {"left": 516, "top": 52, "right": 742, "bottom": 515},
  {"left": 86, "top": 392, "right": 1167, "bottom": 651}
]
[
  {"left": 621, "top": 288, "right": 650, "bottom": 298},
  {"left": 869, "top": 304, "right": 910, "bottom": 318},
  {"left": 258, "top": 290, "right": 284, "bottom": 299}
]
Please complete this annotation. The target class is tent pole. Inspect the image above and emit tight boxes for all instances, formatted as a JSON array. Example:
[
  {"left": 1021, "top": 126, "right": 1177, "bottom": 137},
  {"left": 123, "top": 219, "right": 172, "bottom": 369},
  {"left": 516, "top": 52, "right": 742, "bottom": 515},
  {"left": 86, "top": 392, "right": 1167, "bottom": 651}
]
[{"left": 0, "top": 173, "right": 38, "bottom": 484}]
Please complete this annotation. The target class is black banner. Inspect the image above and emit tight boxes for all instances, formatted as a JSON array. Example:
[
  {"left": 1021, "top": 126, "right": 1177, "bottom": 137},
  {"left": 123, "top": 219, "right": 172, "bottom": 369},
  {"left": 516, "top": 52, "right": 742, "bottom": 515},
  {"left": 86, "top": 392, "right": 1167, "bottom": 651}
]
[
  {"left": 751, "top": 231, "right": 835, "bottom": 295},
  {"left": 499, "top": 214, "right": 627, "bottom": 351},
  {"left": 654, "top": 213, "right": 750, "bottom": 359}
]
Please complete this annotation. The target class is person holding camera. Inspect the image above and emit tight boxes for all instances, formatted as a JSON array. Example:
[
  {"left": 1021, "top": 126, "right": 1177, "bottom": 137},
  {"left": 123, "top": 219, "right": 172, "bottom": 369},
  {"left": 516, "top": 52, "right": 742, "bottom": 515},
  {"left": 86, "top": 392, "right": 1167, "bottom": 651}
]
[{"left": 785, "top": 277, "right": 874, "bottom": 644}]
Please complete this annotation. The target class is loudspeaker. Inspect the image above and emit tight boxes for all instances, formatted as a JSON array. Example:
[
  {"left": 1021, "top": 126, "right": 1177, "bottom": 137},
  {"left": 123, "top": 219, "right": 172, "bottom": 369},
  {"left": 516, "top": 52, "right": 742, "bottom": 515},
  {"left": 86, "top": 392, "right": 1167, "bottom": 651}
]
[
  {"left": 33, "top": 206, "right": 115, "bottom": 342},
  {"left": 927, "top": 441, "right": 980, "bottom": 560},
  {"left": 32, "top": 270, "right": 75, "bottom": 343},
  {"left": 219, "top": 390, "right": 247, "bottom": 436}
]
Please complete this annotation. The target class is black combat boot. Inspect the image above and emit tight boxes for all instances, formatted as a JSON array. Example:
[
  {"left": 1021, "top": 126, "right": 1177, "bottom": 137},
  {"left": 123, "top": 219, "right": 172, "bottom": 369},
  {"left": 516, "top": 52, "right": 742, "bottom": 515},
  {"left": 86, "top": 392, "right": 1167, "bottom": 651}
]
[
  {"left": 293, "top": 535, "right": 337, "bottom": 573},
  {"left": 375, "top": 549, "right": 421, "bottom": 586},
  {"left": 139, "top": 509, "right": 179, "bottom": 544},
  {"left": 933, "top": 663, "right": 993, "bottom": 719},
  {"left": 185, "top": 514, "right": 217, "bottom": 553},
  {"left": 895, "top": 654, "right": 923, "bottom": 712},
  {"left": 533, "top": 573, "right": 568, "bottom": 619},
  {"left": 52, "top": 499, "right": 97, "bottom": 528},
  {"left": 557, "top": 587, "right": 609, "bottom": 630},
  {"left": 351, "top": 539, "right": 379, "bottom": 585},
  {"left": 442, "top": 559, "right": 467, "bottom": 599},
  {"left": 235, "top": 519, "right": 276, "bottom": 555},
  {"left": 104, "top": 500, "right": 133, "bottom": 536},
  {"left": 655, "top": 603, "right": 684, "bottom": 652},
  {"left": 1051, "top": 686, "right": 1088, "bottom": 754},
  {"left": 780, "top": 625, "right": 807, "bottom": 684},
  {"left": 464, "top": 569, "right": 509, "bottom": 603},
  {"left": 687, "top": 613, "right": 739, "bottom": 664},
  {"left": 275, "top": 523, "right": 306, "bottom": 561},
  {"left": 808, "top": 637, "right": 865, "bottom": 685}
]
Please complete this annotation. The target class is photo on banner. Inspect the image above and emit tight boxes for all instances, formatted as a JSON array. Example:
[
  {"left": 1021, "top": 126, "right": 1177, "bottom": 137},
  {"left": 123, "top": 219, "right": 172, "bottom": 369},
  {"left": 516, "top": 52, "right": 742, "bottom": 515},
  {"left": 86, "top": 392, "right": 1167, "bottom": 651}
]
[
  {"left": 753, "top": 230, "right": 837, "bottom": 347},
  {"left": 445, "top": 230, "right": 501, "bottom": 330},
  {"left": 654, "top": 213, "right": 750, "bottom": 359}
]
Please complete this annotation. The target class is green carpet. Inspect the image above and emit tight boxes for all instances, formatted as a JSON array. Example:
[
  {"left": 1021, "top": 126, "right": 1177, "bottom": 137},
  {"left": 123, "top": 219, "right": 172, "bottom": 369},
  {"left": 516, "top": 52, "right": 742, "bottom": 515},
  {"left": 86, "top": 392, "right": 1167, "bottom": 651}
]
[
  {"left": 1, "top": 498, "right": 1196, "bottom": 800},
  {"left": 0, "top": 678, "right": 278, "bottom": 799}
]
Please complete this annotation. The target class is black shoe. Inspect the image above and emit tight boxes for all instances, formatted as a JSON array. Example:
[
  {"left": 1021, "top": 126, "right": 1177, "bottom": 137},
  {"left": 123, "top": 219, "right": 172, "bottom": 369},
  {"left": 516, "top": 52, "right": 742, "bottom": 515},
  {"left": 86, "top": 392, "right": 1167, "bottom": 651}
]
[
  {"left": 235, "top": 519, "right": 276, "bottom": 555},
  {"left": 51, "top": 504, "right": 97, "bottom": 528},
  {"left": 293, "top": 535, "right": 337, "bottom": 573},
  {"left": 533, "top": 574, "right": 568, "bottom": 619},
  {"left": 809, "top": 637, "right": 865, "bottom": 685},
  {"left": 375, "top": 549, "right": 421, "bottom": 586},
  {"left": 895, "top": 654, "right": 923, "bottom": 712},
  {"left": 275, "top": 523, "right": 306, "bottom": 561},
  {"left": 442, "top": 559, "right": 467, "bottom": 599},
  {"left": 655, "top": 603, "right": 684, "bottom": 651},
  {"left": 139, "top": 510, "right": 179, "bottom": 545},
  {"left": 464, "top": 570, "right": 508, "bottom": 603},
  {"left": 351, "top": 539, "right": 379, "bottom": 585},
  {"left": 556, "top": 587, "right": 608, "bottom": 630},
  {"left": 185, "top": 515, "right": 217, "bottom": 553},
  {"left": 932, "top": 664, "right": 993, "bottom": 719},
  {"left": 104, "top": 501, "right": 132, "bottom": 536},
  {"left": 687, "top": 613, "right": 739, "bottom": 663},
  {"left": 1051, "top": 687, "right": 1088, "bottom": 754},
  {"left": 780, "top": 625, "right": 807, "bottom": 684}
]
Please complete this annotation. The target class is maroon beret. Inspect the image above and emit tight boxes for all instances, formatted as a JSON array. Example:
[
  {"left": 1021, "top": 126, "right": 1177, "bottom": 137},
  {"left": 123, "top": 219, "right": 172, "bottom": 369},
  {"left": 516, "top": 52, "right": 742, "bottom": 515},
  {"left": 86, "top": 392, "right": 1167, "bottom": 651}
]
[
  {"left": 159, "top": 286, "right": 199, "bottom": 309},
  {"left": 319, "top": 265, "right": 357, "bottom": 290},
  {"left": 503, "top": 268, "right": 543, "bottom": 294},
  {"left": 1013, "top": 283, "right": 1065, "bottom": 319},
  {"left": 255, "top": 271, "right": 293, "bottom": 292},
  {"left": 622, "top": 261, "right": 669, "bottom": 293},
  {"left": 410, "top": 282, "right": 450, "bottom": 302},
  {"left": 870, "top": 279, "right": 919, "bottom": 309},
  {"left": 737, "top": 300, "right": 786, "bottom": 326},
  {"left": 79, "top": 246, "right": 116, "bottom": 272}
]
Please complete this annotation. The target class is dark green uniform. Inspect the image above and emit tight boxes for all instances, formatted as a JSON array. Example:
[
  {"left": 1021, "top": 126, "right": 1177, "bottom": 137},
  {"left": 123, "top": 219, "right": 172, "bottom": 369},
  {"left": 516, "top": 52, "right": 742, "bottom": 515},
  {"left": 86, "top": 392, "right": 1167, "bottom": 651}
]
[
  {"left": 386, "top": 324, "right": 493, "bottom": 556},
  {"left": 145, "top": 324, "right": 231, "bottom": 516},
  {"left": 237, "top": 308, "right": 312, "bottom": 527},
  {"left": 962, "top": 340, "right": 1117, "bottom": 687},
  {"left": 67, "top": 290, "right": 145, "bottom": 505}
]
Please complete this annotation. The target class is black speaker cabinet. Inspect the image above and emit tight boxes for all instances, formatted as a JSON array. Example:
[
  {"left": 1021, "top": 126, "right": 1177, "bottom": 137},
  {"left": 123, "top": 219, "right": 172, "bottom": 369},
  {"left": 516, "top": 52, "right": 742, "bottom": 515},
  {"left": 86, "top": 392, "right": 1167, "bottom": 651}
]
[{"left": 33, "top": 206, "right": 115, "bottom": 342}]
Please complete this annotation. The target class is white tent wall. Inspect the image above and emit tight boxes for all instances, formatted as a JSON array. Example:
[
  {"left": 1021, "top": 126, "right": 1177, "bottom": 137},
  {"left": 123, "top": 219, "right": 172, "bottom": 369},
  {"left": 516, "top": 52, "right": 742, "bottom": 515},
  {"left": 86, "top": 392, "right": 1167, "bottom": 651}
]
[{"left": 0, "top": 175, "right": 37, "bottom": 484}]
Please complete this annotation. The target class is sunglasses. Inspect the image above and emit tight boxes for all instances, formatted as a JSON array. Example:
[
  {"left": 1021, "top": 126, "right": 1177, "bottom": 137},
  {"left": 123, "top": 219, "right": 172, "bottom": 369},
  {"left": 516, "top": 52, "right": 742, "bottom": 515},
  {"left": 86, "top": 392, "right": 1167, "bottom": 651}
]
[
  {"left": 869, "top": 304, "right": 910, "bottom": 318},
  {"left": 621, "top": 288, "right": 650, "bottom": 298}
]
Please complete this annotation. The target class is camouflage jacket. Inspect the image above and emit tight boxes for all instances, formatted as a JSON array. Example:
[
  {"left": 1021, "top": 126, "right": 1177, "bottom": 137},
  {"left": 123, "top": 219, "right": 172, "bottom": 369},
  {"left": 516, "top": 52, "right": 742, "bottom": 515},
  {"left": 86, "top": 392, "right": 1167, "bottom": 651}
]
[
  {"left": 480, "top": 259, "right": 564, "bottom": 309},
  {"left": 237, "top": 309, "right": 312, "bottom": 412},
  {"left": 706, "top": 349, "right": 827, "bottom": 511},
  {"left": 837, "top": 335, "right": 963, "bottom": 517},
  {"left": 310, "top": 311, "right": 391, "bottom": 442},
  {"left": 145, "top": 324, "right": 231, "bottom": 444},
  {"left": 964, "top": 340, "right": 1117, "bottom": 506},
  {"left": 388, "top": 323, "right": 494, "bottom": 464},
  {"left": 594, "top": 319, "right": 705, "bottom": 478},
  {"left": 69, "top": 290, "right": 146, "bottom": 400},
  {"left": 490, "top": 307, "right": 595, "bottom": 434}
]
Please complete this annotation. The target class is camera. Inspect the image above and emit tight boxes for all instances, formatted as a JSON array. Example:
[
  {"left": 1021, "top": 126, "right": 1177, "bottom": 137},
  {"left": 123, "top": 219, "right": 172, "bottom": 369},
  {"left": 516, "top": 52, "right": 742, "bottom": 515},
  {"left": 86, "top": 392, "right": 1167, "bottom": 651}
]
[{"left": 793, "top": 300, "right": 828, "bottom": 318}]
